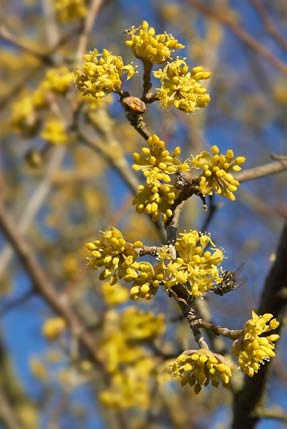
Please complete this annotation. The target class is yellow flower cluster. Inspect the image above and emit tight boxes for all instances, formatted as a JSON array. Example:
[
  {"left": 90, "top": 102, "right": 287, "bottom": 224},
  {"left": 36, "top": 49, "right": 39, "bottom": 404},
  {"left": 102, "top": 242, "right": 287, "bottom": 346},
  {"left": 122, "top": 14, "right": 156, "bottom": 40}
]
[
  {"left": 133, "top": 133, "right": 188, "bottom": 175},
  {"left": 171, "top": 349, "right": 232, "bottom": 393},
  {"left": 86, "top": 227, "right": 142, "bottom": 284},
  {"left": 125, "top": 20, "right": 184, "bottom": 64},
  {"left": 120, "top": 307, "right": 165, "bottom": 340},
  {"left": 11, "top": 66, "right": 74, "bottom": 135},
  {"left": 11, "top": 96, "right": 39, "bottom": 136},
  {"left": 162, "top": 231, "right": 224, "bottom": 296},
  {"left": 133, "top": 134, "right": 190, "bottom": 222},
  {"left": 75, "top": 49, "right": 136, "bottom": 100},
  {"left": 53, "top": 0, "right": 87, "bottom": 22},
  {"left": 153, "top": 60, "right": 211, "bottom": 113},
  {"left": 97, "top": 306, "right": 165, "bottom": 409},
  {"left": 100, "top": 358, "right": 155, "bottom": 409},
  {"left": 101, "top": 281, "right": 129, "bottom": 306},
  {"left": 126, "top": 261, "right": 164, "bottom": 300},
  {"left": 232, "top": 311, "right": 280, "bottom": 377},
  {"left": 87, "top": 228, "right": 223, "bottom": 299},
  {"left": 42, "top": 317, "right": 66, "bottom": 340},
  {"left": 39, "top": 66, "right": 75, "bottom": 95},
  {"left": 40, "top": 117, "right": 68, "bottom": 145},
  {"left": 192, "top": 145, "right": 246, "bottom": 200}
]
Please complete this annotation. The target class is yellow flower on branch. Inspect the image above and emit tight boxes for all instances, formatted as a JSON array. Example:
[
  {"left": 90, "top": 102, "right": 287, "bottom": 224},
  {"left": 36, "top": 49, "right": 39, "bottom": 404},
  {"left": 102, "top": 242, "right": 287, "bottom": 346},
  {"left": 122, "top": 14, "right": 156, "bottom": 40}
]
[
  {"left": 101, "top": 281, "right": 129, "bottom": 307},
  {"left": 133, "top": 134, "right": 189, "bottom": 222},
  {"left": 120, "top": 307, "right": 165, "bottom": 340},
  {"left": 53, "top": 0, "right": 87, "bottom": 22},
  {"left": 133, "top": 134, "right": 190, "bottom": 176},
  {"left": 41, "top": 117, "right": 68, "bottom": 145},
  {"left": 86, "top": 227, "right": 142, "bottom": 284},
  {"left": 42, "top": 317, "right": 66, "bottom": 340},
  {"left": 192, "top": 145, "right": 246, "bottom": 200},
  {"left": 153, "top": 59, "right": 211, "bottom": 113},
  {"left": 133, "top": 180, "right": 176, "bottom": 222},
  {"left": 162, "top": 230, "right": 224, "bottom": 297},
  {"left": 124, "top": 261, "right": 164, "bottom": 300},
  {"left": 171, "top": 349, "right": 232, "bottom": 393},
  {"left": 232, "top": 311, "right": 280, "bottom": 377},
  {"left": 41, "top": 66, "right": 74, "bottom": 95},
  {"left": 75, "top": 49, "right": 136, "bottom": 99},
  {"left": 125, "top": 20, "right": 184, "bottom": 64}
]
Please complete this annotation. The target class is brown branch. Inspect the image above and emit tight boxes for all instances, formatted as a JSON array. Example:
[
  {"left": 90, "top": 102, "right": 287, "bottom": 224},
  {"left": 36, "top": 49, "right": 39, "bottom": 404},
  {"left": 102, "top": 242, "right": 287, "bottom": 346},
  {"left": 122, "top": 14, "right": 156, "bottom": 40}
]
[
  {"left": 0, "top": 26, "right": 54, "bottom": 64},
  {"left": 254, "top": 407, "right": 287, "bottom": 423},
  {"left": 0, "top": 24, "right": 82, "bottom": 110},
  {"left": 0, "top": 385, "right": 20, "bottom": 429},
  {"left": 235, "top": 159, "right": 287, "bottom": 182},
  {"left": 231, "top": 223, "right": 287, "bottom": 429},
  {"left": 76, "top": 0, "right": 103, "bottom": 60},
  {"left": 198, "top": 319, "right": 242, "bottom": 340},
  {"left": 250, "top": 0, "right": 287, "bottom": 51},
  {"left": 186, "top": 0, "right": 287, "bottom": 74},
  {"left": 0, "top": 199, "right": 104, "bottom": 370},
  {"left": 0, "top": 147, "right": 66, "bottom": 279}
]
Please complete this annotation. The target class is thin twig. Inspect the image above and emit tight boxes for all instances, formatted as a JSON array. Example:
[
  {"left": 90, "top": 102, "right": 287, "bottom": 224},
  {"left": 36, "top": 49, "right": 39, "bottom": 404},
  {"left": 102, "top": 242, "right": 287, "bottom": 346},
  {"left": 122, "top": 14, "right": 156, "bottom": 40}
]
[
  {"left": 0, "top": 24, "right": 82, "bottom": 110},
  {"left": 0, "top": 26, "right": 54, "bottom": 64},
  {"left": 0, "top": 385, "right": 20, "bottom": 429},
  {"left": 186, "top": 0, "right": 287, "bottom": 74},
  {"left": 235, "top": 159, "right": 287, "bottom": 183},
  {"left": 0, "top": 199, "right": 104, "bottom": 369},
  {"left": 0, "top": 147, "right": 66, "bottom": 279},
  {"left": 76, "top": 0, "right": 103, "bottom": 60},
  {"left": 250, "top": 0, "right": 287, "bottom": 51}
]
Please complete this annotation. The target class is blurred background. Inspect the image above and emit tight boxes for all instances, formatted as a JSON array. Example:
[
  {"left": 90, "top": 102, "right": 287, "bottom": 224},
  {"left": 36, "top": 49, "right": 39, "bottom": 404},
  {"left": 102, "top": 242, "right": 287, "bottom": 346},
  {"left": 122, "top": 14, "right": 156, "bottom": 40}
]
[{"left": 0, "top": 1, "right": 286, "bottom": 428}]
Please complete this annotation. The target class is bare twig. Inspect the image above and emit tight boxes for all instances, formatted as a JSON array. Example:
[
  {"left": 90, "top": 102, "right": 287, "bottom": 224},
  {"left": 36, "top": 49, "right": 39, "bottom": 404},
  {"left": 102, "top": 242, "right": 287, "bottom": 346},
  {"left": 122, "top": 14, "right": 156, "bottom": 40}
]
[
  {"left": 0, "top": 147, "right": 66, "bottom": 279},
  {"left": 235, "top": 159, "right": 287, "bottom": 183},
  {"left": 250, "top": 0, "right": 287, "bottom": 51},
  {"left": 76, "top": 0, "right": 103, "bottom": 60},
  {"left": 0, "top": 385, "right": 20, "bottom": 429},
  {"left": 186, "top": 0, "right": 287, "bottom": 74},
  {"left": 254, "top": 407, "right": 287, "bottom": 423},
  {"left": 0, "top": 199, "right": 104, "bottom": 369},
  {"left": 198, "top": 319, "right": 242, "bottom": 340},
  {"left": 0, "top": 26, "right": 54, "bottom": 64},
  {"left": 0, "top": 24, "right": 82, "bottom": 110}
]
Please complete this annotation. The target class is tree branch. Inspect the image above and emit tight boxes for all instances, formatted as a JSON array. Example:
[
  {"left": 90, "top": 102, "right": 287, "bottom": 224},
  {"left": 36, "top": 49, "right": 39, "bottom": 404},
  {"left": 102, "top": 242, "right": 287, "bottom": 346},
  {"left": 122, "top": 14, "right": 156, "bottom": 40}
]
[
  {"left": 186, "top": 0, "right": 287, "bottom": 74},
  {"left": 0, "top": 199, "right": 104, "bottom": 370}
]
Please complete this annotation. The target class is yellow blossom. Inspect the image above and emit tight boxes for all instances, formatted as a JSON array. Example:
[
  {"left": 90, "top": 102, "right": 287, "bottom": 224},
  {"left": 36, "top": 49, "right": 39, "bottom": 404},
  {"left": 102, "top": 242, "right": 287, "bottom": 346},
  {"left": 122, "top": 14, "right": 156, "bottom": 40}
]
[
  {"left": 101, "top": 281, "right": 129, "bottom": 306},
  {"left": 232, "top": 311, "right": 280, "bottom": 377},
  {"left": 42, "top": 317, "right": 66, "bottom": 340},
  {"left": 86, "top": 227, "right": 141, "bottom": 284},
  {"left": 133, "top": 180, "right": 176, "bottom": 222},
  {"left": 171, "top": 349, "right": 232, "bottom": 393},
  {"left": 133, "top": 134, "right": 190, "bottom": 176},
  {"left": 41, "top": 66, "right": 74, "bottom": 94},
  {"left": 125, "top": 20, "right": 184, "bottom": 64},
  {"left": 126, "top": 261, "right": 164, "bottom": 300},
  {"left": 192, "top": 145, "right": 246, "bottom": 200},
  {"left": 132, "top": 134, "right": 189, "bottom": 222},
  {"left": 100, "top": 359, "right": 155, "bottom": 409},
  {"left": 40, "top": 117, "right": 68, "bottom": 145},
  {"left": 75, "top": 49, "right": 136, "bottom": 99},
  {"left": 120, "top": 307, "right": 165, "bottom": 340},
  {"left": 162, "top": 230, "right": 224, "bottom": 297},
  {"left": 154, "top": 59, "right": 211, "bottom": 113},
  {"left": 53, "top": 0, "right": 87, "bottom": 22},
  {"left": 30, "top": 358, "right": 48, "bottom": 382},
  {"left": 11, "top": 95, "right": 39, "bottom": 136}
]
